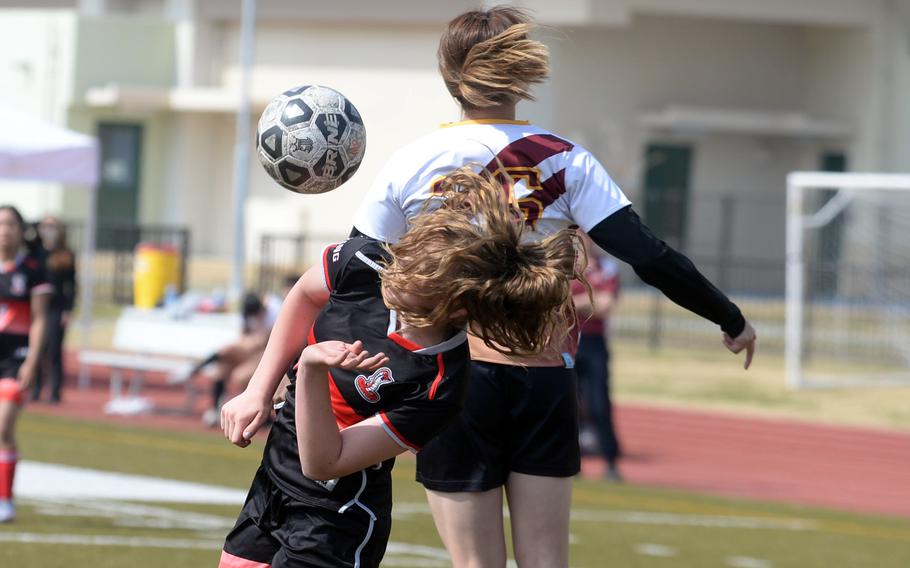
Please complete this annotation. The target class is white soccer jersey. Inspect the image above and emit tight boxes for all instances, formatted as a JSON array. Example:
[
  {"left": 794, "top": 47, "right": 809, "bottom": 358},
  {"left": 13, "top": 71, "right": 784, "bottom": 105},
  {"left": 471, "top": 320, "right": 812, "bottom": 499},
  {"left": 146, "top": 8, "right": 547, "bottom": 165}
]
[{"left": 353, "top": 119, "right": 631, "bottom": 243}]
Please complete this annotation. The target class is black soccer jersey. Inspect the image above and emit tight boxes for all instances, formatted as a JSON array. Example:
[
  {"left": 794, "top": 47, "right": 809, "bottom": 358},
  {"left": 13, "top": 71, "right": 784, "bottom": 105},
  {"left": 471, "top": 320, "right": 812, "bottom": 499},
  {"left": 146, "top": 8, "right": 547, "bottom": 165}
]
[
  {"left": 0, "top": 253, "right": 51, "bottom": 359},
  {"left": 263, "top": 237, "right": 470, "bottom": 511}
]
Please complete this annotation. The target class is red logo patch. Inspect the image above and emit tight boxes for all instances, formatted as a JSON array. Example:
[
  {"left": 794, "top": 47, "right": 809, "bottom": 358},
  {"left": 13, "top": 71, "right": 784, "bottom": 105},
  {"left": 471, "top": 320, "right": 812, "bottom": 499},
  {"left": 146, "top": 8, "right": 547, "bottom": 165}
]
[{"left": 354, "top": 367, "right": 394, "bottom": 403}]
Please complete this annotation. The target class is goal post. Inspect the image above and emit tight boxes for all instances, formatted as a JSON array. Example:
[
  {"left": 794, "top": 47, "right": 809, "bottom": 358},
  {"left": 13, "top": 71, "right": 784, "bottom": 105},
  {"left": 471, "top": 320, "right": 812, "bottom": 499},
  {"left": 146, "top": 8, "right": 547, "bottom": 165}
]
[{"left": 786, "top": 172, "right": 910, "bottom": 390}]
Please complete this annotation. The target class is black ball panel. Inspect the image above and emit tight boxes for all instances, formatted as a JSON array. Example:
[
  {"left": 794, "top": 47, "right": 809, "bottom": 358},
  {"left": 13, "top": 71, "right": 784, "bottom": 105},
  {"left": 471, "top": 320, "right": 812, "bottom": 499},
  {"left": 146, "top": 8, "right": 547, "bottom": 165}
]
[
  {"left": 280, "top": 99, "right": 314, "bottom": 127},
  {"left": 259, "top": 125, "right": 284, "bottom": 161}
]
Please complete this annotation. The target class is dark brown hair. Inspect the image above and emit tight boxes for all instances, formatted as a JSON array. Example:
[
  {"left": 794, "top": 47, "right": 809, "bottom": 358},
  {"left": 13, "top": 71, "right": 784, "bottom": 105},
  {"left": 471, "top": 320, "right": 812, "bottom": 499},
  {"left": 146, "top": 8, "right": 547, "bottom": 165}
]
[
  {"left": 381, "top": 167, "right": 583, "bottom": 357},
  {"left": 438, "top": 5, "right": 550, "bottom": 110},
  {"left": 39, "top": 216, "right": 75, "bottom": 272}
]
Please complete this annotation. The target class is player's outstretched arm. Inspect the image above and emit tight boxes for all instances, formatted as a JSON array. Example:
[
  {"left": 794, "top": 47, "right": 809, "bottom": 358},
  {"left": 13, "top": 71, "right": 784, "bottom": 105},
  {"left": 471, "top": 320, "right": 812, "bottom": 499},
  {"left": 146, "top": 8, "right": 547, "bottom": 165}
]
[
  {"left": 588, "top": 206, "right": 757, "bottom": 369},
  {"left": 221, "top": 265, "right": 330, "bottom": 447},
  {"left": 294, "top": 340, "right": 404, "bottom": 481},
  {"left": 19, "top": 291, "right": 50, "bottom": 392}
]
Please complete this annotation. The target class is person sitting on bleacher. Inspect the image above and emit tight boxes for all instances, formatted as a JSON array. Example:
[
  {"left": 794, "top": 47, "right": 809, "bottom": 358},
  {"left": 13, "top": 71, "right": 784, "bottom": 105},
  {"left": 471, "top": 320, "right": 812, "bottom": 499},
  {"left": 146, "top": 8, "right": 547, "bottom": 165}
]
[{"left": 190, "top": 293, "right": 273, "bottom": 427}]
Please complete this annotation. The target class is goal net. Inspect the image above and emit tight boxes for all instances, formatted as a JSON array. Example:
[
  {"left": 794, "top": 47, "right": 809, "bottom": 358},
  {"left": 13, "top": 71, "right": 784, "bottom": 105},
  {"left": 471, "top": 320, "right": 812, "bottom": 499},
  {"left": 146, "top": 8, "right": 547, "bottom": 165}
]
[{"left": 786, "top": 172, "right": 910, "bottom": 390}]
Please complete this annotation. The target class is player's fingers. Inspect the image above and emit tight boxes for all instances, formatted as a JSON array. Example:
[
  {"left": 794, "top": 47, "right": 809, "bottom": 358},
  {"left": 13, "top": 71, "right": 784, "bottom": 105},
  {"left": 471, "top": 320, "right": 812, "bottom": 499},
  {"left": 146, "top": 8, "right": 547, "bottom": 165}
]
[
  {"left": 346, "top": 340, "right": 364, "bottom": 355},
  {"left": 243, "top": 411, "right": 268, "bottom": 441},
  {"left": 360, "top": 352, "right": 388, "bottom": 370},
  {"left": 229, "top": 417, "right": 250, "bottom": 446},
  {"left": 744, "top": 339, "right": 756, "bottom": 370},
  {"left": 341, "top": 350, "right": 370, "bottom": 369}
]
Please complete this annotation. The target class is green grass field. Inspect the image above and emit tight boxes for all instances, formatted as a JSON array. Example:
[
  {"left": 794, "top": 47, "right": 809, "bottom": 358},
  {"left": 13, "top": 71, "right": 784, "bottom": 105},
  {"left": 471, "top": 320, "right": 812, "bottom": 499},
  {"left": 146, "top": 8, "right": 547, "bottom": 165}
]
[{"left": 2, "top": 413, "right": 909, "bottom": 567}]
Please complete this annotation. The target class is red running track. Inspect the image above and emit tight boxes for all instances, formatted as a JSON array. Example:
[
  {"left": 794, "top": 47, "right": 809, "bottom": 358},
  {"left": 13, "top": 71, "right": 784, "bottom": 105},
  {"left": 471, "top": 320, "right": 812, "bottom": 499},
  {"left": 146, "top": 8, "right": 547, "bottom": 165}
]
[
  {"left": 583, "top": 403, "right": 910, "bottom": 519},
  {"left": 25, "top": 359, "right": 910, "bottom": 518}
]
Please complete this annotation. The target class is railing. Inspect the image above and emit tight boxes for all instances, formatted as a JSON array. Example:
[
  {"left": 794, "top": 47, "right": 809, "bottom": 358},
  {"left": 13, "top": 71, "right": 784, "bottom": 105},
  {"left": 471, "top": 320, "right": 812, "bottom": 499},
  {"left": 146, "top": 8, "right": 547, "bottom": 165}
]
[{"left": 66, "top": 221, "right": 191, "bottom": 305}]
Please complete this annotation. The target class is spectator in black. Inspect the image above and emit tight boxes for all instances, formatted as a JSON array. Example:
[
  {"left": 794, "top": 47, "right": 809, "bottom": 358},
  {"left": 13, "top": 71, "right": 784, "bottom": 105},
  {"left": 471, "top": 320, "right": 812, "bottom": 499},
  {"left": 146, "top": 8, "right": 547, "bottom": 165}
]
[
  {"left": 572, "top": 234, "right": 623, "bottom": 481},
  {"left": 31, "top": 216, "right": 75, "bottom": 404}
]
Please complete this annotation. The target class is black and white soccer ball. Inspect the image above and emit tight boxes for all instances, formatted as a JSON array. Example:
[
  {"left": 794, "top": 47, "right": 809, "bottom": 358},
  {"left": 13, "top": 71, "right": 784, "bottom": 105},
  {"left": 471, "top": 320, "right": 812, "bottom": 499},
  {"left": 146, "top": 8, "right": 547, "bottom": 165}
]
[{"left": 256, "top": 85, "right": 366, "bottom": 194}]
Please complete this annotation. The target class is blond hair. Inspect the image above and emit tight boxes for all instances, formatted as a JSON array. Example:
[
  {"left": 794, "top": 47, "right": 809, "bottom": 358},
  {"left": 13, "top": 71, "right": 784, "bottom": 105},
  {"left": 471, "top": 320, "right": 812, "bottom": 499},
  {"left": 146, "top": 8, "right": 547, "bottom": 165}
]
[
  {"left": 438, "top": 6, "right": 550, "bottom": 110},
  {"left": 381, "top": 167, "right": 583, "bottom": 357}
]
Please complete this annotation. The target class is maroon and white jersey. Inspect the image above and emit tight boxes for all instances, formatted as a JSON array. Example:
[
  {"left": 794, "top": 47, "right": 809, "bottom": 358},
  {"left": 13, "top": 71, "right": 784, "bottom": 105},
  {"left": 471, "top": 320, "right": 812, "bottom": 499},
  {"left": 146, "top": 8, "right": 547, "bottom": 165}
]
[
  {"left": 264, "top": 237, "right": 470, "bottom": 510},
  {"left": 352, "top": 119, "right": 631, "bottom": 243}
]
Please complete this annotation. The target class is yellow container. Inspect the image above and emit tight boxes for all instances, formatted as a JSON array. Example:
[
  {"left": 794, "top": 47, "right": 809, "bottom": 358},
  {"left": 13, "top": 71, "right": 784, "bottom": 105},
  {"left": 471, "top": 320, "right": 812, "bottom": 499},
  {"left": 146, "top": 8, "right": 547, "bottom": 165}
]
[{"left": 134, "top": 243, "right": 180, "bottom": 308}]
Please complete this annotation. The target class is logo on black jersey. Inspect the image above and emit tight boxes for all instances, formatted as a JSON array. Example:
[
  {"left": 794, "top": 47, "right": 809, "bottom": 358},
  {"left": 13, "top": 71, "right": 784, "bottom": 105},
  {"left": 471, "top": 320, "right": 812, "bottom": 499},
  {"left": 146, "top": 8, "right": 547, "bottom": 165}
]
[
  {"left": 10, "top": 274, "right": 26, "bottom": 296},
  {"left": 354, "top": 367, "right": 395, "bottom": 403}
]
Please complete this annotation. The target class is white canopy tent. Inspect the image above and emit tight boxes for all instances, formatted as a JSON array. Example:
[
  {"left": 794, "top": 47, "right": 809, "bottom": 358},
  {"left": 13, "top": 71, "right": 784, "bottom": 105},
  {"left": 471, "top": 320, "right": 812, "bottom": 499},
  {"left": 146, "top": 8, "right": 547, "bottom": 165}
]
[{"left": 0, "top": 105, "right": 99, "bottom": 385}]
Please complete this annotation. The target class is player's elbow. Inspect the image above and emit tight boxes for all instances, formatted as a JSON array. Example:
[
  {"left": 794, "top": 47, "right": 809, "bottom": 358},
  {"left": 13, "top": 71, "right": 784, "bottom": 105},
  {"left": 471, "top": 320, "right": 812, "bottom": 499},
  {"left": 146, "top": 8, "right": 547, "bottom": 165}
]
[{"left": 299, "top": 458, "right": 341, "bottom": 482}]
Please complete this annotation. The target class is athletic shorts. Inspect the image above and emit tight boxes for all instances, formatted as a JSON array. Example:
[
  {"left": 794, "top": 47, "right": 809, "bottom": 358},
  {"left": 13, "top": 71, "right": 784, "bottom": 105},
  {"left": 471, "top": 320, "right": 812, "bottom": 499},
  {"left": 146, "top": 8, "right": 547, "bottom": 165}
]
[
  {"left": 221, "top": 467, "right": 391, "bottom": 568},
  {"left": 416, "top": 361, "right": 580, "bottom": 492},
  {"left": 0, "top": 357, "right": 25, "bottom": 406}
]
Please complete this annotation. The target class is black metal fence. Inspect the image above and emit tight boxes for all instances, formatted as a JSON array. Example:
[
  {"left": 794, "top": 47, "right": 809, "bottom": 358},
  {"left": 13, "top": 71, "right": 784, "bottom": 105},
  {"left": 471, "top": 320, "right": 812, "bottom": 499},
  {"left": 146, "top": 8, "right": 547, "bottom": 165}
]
[
  {"left": 257, "top": 232, "right": 339, "bottom": 294},
  {"left": 66, "top": 221, "right": 191, "bottom": 305}
]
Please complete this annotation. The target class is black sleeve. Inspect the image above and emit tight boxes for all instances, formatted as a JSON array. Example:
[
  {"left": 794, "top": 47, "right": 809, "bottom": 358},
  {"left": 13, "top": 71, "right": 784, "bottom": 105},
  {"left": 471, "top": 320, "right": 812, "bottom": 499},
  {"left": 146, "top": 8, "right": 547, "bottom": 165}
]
[
  {"left": 379, "top": 365, "right": 467, "bottom": 452},
  {"left": 588, "top": 206, "right": 746, "bottom": 337},
  {"left": 61, "top": 266, "right": 77, "bottom": 311},
  {"left": 321, "top": 237, "right": 386, "bottom": 294}
]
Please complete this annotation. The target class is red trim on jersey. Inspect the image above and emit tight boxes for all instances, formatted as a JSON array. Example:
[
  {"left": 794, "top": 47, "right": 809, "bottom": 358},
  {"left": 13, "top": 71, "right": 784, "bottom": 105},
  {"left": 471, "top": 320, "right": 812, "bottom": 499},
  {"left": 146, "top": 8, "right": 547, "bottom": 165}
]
[
  {"left": 322, "top": 244, "right": 335, "bottom": 292},
  {"left": 428, "top": 353, "right": 445, "bottom": 400},
  {"left": 488, "top": 134, "right": 574, "bottom": 171},
  {"left": 328, "top": 370, "right": 362, "bottom": 429},
  {"left": 218, "top": 550, "right": 270, "bottom": 568},
  {"left": 379, "top": 411, "right": 420, "bottom": 452},
  {"left": 387, "top": 332, "right": 423, "bottom": 352},
  {"left": 0, "top": 298, "right": 32, "bottom": 335},
  {"left": 293, "top": 325, "right": 318, "bottom": 373}
]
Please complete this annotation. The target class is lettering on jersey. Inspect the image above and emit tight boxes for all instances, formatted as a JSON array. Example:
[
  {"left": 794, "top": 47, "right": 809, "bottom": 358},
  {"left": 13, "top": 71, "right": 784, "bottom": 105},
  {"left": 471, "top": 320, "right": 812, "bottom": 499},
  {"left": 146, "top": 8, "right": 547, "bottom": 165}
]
[
  {"left": 354, "top": 366, "right": 395, "bottom": 403},
  {"left": 331, "top": 241, "right": 346, "bottom": 263},
  {"left": 10, "top": 274, "right": 26, "bottom": 297},
  {"left": 429, "top": 134, "right": 574, "bottom": 226}
]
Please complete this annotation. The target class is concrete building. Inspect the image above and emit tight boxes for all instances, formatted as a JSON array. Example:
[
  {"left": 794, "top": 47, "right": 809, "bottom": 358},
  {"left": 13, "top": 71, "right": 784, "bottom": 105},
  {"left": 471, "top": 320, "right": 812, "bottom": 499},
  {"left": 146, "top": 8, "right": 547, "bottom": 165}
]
[{"left": 1, "top": 0, "right": 908, "bottom": 292}]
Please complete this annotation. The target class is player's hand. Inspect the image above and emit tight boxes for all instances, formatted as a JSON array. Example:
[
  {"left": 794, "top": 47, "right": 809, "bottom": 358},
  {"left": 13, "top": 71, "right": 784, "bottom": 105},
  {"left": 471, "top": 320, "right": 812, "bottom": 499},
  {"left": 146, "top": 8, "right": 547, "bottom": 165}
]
[
  {"left": 220, "top": 388, "right": 272, "bottom": 448},
  {"left": 300, "top": 340, "right": 388, "bottom": 374},
  {"left": 723, "top": 321, "right": 757, "bottom": 370},
  {"left": 17, "top": 359, "right": 38, "bottom": 392}
]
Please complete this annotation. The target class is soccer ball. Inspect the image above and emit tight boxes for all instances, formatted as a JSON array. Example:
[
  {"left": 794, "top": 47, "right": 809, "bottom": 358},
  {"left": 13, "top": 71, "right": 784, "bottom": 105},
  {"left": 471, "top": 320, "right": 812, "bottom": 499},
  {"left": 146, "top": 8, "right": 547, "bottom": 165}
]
[{"left": 256, "top": 85, "right": 366, "bottom": 194}]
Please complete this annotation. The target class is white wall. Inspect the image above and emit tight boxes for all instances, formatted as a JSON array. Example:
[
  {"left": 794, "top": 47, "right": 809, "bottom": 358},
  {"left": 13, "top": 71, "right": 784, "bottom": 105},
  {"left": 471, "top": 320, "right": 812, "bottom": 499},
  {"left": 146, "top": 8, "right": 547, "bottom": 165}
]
[{"left": 0, "top": 9, "right": 76, "bottom": 219}]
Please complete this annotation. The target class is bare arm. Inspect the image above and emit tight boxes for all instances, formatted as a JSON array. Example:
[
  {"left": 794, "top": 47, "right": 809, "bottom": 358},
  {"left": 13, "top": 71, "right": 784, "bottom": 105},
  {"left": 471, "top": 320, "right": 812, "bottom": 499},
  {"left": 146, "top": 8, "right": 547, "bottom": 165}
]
[
  {"left": 295, "top": 341, "right": 401, "bottom": 481},
  {"left": 572, "top": 288, "right": 615, "bottom": 320},
  {"left": 221, "top": 264, "right": 330, "bottom": 446},
  {"left": 18, "top": 292, "right": 50, "bottom": 390}
]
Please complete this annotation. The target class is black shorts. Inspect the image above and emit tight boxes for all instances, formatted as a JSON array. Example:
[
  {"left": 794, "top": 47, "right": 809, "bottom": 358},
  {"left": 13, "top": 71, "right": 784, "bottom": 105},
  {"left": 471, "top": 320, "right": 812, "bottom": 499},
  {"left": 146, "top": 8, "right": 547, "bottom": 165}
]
[
  {"left": 221, "top": 467, "right": 391, "bottom": 568},
  {"left": 0, "top": 355, "right": 24, "bottom": 380},
  {"left": 415, "top": 361, "right": 580, "bottom": 492}
]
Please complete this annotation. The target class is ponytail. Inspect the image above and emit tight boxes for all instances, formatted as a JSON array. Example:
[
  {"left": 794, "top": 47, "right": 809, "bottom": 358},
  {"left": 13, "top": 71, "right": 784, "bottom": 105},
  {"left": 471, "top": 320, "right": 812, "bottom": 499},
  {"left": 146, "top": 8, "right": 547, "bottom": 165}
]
[
  {"left": 438, "top": 7, "right": 550, "bottom": 110},
  {"left": 381, "top": 167, "right": 584, "bottom": 357}
]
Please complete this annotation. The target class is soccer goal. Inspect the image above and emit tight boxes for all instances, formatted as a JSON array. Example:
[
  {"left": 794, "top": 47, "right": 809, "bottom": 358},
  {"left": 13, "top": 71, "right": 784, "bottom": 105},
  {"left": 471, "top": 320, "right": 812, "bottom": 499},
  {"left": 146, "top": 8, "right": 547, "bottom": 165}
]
[{"left": 786, "top": 171, "right": 910, "bottom": 390}]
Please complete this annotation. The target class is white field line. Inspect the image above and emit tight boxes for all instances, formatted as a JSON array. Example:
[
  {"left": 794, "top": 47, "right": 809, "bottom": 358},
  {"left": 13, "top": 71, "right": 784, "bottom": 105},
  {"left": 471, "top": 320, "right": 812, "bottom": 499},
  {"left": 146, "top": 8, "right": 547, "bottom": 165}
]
[
  {"left": 21, "top": 498, "right": 236, "bottom": 532},
  {"left": 15, "top": 461, "right": 246, "bottom": 504},
  {"left": 0, "top": 532, "right": 453, "bottom": 565},
  {"left": 395, "top": 501, "right": 817, "bottom": 531},
  {"left": 725, "top": 556, "right": 773, "bottom": 568},
  {"left": 635, "top": 543, "right": 678, "bottom": 557},
  {"left": 569, "top": 510, "right": 818, "bottom": 531},
  {"left": 0, "top": 532, "right": 224, "bottom": 550}
]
